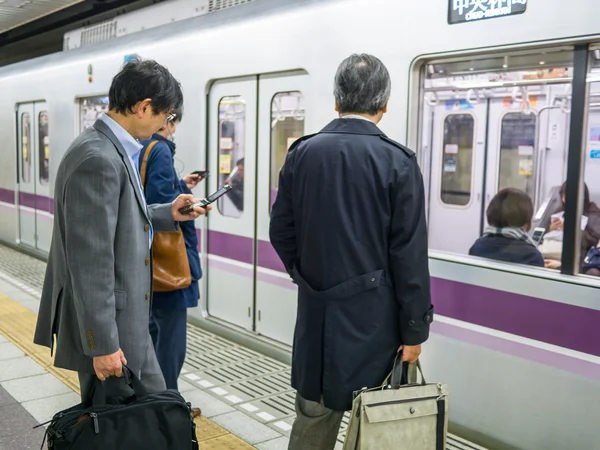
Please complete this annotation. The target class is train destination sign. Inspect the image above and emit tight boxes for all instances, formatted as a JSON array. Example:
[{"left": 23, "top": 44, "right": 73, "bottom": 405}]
[{"left": 449, "top": 0, "right": 527, "bottom": 24}]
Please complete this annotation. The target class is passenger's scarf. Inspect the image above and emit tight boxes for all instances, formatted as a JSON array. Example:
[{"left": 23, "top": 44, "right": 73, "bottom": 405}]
[{"left": 482, "top": 226, "right": 537, "bottom": 247}]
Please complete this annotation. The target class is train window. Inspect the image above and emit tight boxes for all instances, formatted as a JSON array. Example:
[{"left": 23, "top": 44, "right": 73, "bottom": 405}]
[
  {"left": 21, "top": 113, "right": 31, "bottom": 183},
  {"left": 419, "top": 46, "right": 575, "bottom": 261},
  {"left": 498, "top": 112, "right": 537, "bottom": 196},
  {"left": 38, "top": 111, "right": 50, "bottom": 185},
  {"left": 217, "top": 96, "right": 246, "bottom": 218},
  {"left": 269, "top": 92, "right": 305, "bottom": 210},
  {"left": 79, "top": 96, "right": 109, "bottom": 132},
  {"left": 440, "top": 114, "right": 474, "bottom": 206},
  {"left": 578, "top": 49, "right": 600, "bottom": 277}
]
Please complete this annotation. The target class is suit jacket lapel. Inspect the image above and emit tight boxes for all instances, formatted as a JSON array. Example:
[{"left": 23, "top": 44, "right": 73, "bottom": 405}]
[{"left": 92, "top": 119, "right": 150, "bottom": 222}]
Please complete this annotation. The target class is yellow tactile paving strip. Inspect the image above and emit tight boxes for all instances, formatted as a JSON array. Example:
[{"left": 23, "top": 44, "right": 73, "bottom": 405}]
[{"left": 0, "top": 293, "right": 255, "bottom": 449}]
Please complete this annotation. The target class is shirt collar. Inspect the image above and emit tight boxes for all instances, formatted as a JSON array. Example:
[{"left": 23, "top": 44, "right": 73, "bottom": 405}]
[
  {"left": 99, "top": 113, "right": 143, "bottom": 158},
  {"left": 339, "top": 114, "right": 375, "bottom": 123}
]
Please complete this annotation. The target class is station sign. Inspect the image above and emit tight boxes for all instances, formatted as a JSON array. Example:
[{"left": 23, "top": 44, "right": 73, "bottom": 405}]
[{"left": 448, "top": 0, "right": 527, "bottom": 24}]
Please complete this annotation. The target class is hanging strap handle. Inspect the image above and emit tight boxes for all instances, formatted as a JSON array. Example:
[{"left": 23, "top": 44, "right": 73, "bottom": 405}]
[
  {"left": 382, "top": 351, "right": 426, "bottom": 388},
  {"left": 139, "top": 141, "right": 159, "bottom": 188},
  {"left": 91, "top": 365, "right": 149, "bottom": 406}
]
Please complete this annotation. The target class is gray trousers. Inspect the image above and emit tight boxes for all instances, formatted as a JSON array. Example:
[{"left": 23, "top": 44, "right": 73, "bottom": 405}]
[
  {"left": 78, "top": 339, "right": 166, "bottom": 405},
  {"left": 288, "top": 393, "right": 345, "bottom": 450}
]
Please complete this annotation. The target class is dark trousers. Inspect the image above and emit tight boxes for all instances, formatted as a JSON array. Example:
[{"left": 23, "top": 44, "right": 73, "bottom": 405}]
[
  {"left": 288, "top": 393, "right": 344, "bottom": 450},
  {"left": 149, "top": 307, "right": 187, "bottom": 391}
]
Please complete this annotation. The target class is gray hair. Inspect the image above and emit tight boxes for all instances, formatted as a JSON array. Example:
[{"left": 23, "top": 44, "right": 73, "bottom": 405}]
[{"left": 334, "top": 54, "right": 391, "bottom": 116}]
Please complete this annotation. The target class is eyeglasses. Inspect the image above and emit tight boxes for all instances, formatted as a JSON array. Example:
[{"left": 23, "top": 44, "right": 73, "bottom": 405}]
[{"left": 166, "top": 113, "right": 177, "bottom": 123}]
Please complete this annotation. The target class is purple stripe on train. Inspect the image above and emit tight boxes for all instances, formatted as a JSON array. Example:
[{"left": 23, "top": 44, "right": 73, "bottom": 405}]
[
  {"left": 0, "top": 188, "right": 14, "bottom": 204},
  {"left": 204, "top": 230, "right": 600, "bottom": 358},
  {"left": 0, "top": 188, "right": 54, "bottom": 214},
  {"left": 207, "top": 230, "right": 254, "bottom": 265},
  {"left": 431, "top": 278, "right": 600, "bottom": 358},
  {"left": 203, "top": 228, "right": 286, "bottom": 273},
  {"left": 18, "top": 192, "right": 54, "bottom": 214}
]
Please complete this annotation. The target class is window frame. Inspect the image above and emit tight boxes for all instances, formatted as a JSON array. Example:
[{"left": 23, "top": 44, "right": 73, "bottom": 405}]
[
  {"left": 216, "top": 95, "right": 246, "bottom": 219},
  {"left": 438, "top": 111, "right": 477, "bottom": 209},
  {"left": 495, "top": 109, "right": 539, "bottom": 197},
  {"left": 267, "top": 90, "right": 305, "bottom": 215},
  {"left": 38, "top": 110, "right": 50, "bottom": 186}
]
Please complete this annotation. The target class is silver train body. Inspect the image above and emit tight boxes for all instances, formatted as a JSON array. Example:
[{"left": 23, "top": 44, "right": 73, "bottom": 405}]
[{"left": 1, "top": 1, "right": 599, "bottom": 448}]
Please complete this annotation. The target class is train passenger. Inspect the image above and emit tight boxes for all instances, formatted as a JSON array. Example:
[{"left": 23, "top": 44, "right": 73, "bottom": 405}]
[
  {"left": 33, "top": 57, "right": 211, "bottom": 405},
  {"left": 546, "top": 182, "right": 600, "bottom": 271},
  {"left": 137, "top": 107, "right": 204, "bottom": 415},
  {"left": 270, "top": 53, "right": 433, "bottom": 450},
  {"left": 469, "top": 188, "right": 544, "bottom": 267},
  {"left": 225, "top": 157, "right": 244, "bottom": 212}
]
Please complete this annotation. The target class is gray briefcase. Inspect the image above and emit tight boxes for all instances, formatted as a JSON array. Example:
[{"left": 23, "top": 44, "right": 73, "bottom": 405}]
[{"left": 343, "top": 354, "right": 448, "bottom": 450}]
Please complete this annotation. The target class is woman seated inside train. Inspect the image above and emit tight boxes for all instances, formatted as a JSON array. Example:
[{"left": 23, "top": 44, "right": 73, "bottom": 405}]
[
  {"left": 469, "top": 188, "right": 544, "bottom": 267},
  {"left": 546, "top": 182, "right": 600, "bottom": 271}
]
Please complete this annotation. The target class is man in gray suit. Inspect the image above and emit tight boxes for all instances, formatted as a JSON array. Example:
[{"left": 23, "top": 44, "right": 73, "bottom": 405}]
[{"left": 34, "top": 58, "right": 209, "bottom": 403}]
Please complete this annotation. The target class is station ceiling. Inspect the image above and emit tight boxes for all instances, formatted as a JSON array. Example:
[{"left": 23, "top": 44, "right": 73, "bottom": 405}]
[{"left": 0, "top": 0, "right": 83, "bottom": 34}]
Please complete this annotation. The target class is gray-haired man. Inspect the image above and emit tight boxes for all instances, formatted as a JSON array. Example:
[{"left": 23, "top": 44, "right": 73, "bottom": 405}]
[{"left": 270, "top": 54, "right": 433, "bottom": 449}]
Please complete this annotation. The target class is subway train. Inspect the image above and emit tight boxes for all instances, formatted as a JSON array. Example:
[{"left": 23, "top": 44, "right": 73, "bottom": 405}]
[{"left": 1, "top": 0, "right": 600, "bottom": 449}]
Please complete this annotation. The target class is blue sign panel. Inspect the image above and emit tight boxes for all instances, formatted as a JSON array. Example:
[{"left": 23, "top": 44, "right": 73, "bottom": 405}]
[
  {"left": 445, "top": 99, "right": 474, "bottom": 111},
  {"left": 124, "top": 54, "right": 139, "bottom": 64}
]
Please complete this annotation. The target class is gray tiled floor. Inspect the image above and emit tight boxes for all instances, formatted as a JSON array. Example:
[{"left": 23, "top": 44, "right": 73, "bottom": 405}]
[
  {"left": 255, "top": 436, "right": 291, "bottom": 450},
  {"left": 0, "top": 401, "right": 46, "bottom": 450},
  {"left": 21, "top": 391, "right": 81, "bottom": 424},
  {"left": 182, "top": 388, "right": 236, "bottom": 418},
  {"left": 0, "top": 342, "right": 25, "bottom": 361},
  {"left": 0, "top": 356, "right": 46, "bottom": 382},
  {"left": 1, "top": 373, "right": 72, "bottom": 403},
  {"left": 211, "top": 411, "right": 282, "bottom": 445}
]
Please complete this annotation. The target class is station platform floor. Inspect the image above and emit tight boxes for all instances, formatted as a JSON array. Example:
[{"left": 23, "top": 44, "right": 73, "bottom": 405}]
[{"left": 0, "top": 243, "right": 487, "bottom": 450}]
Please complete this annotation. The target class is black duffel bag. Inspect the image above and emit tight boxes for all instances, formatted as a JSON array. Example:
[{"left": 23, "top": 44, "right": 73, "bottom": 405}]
[{"left": 38, "top": 367, "right": 199, "bottom": 449}]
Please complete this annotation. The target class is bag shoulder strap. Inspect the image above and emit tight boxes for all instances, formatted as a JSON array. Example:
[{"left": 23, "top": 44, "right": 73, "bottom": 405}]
[{"left": 139, "top": 140, "right": 159, "bottom": 188}]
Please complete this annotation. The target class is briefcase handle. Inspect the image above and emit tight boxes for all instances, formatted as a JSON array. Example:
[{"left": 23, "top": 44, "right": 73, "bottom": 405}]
[
  {"left": 386, "top": 351, "right": 426, "bottom": 388},
  {"left": 91, "top": 365, "right": 150, "bottom": 406}
]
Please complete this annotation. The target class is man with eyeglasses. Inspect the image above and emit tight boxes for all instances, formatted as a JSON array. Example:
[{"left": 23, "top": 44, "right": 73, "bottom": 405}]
[{"left": 34, "top": 57, "right": 210, "bottom": 404}]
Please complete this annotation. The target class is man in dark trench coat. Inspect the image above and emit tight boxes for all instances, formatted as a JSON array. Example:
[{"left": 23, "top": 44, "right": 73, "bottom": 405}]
[{"left": 269, "top": 53, "right": 434, "bottom": 449}]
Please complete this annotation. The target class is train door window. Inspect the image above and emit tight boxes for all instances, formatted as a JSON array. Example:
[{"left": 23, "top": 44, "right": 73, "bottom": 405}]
[
  {"left": 580, "top": 47, "right": 600, "bottom": 277},
  {"left": 269, "top": 91, "right": 305, "bottom": 210},
  {"left": 21, "top": 113, "right": 32, "bottom": 183},
  {"left": 498, "top": 112, "right": 537, "bottom": 197},
  {"left": 417, "top": 46, "right": 574, "bottom": 259},
  {"left": 440, "top": 114, "right": 474, "bottom": 206},
  {"left": 217, "top": 96, "right": 246, "bottom": 218},
  {"left": 79, "top": 96, "right": 109, "bottom": 132},
  {"left": 38, "top": 111, "right": 50, "bottom": 185}
]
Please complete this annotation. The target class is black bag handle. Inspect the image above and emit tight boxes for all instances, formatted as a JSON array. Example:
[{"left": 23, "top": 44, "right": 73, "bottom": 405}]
[
  {"left": 386, "top": 351, "right": 427, "bottom": 388},
  {"left": 91, "top": 365, "right": 149, "bottom": 406}
]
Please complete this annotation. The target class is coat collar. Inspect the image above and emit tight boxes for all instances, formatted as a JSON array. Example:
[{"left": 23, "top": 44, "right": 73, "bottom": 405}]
[
  {"left": 92, "top": 118, "right": 150, "bottom": 221},
  {"left": 149, "top": 133, "right": 176, "bottom": 155},
  {"left": 320, "top": 118, "right": 385, "bottom": 136}
]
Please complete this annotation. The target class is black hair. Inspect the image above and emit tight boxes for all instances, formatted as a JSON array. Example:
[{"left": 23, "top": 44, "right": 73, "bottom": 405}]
[
  {"left": 109, "top": 56, "right": 183, "bottom": 115},
  {"left": 236, "top": 157, "right": 245, "bottom": 167},
  {"left": 560, "top": 181, "right": 591, "bottom": 214},
  {"left": 486, "top": 188, "right": 534, "bottom": 230}
]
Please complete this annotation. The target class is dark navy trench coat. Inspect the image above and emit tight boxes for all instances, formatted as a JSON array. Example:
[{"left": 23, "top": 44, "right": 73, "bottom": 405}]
[{"left": 269, "top": 118, "right": 433, "bottom": 411}]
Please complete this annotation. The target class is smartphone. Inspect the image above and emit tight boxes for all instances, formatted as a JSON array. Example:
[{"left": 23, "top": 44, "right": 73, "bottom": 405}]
[
  {"left": 531, "top": 227, "right": 545, "bottom": 244},
  {"left": 178, "top": 184, "right": 232, "bottom": 214},
  {"left": 191, "top": 170, "right": 209, "bottom": 177}
]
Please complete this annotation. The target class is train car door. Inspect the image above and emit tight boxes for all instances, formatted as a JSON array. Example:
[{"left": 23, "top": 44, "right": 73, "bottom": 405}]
[
  {"left": 483, "top": 96, "right": 544, "bottom": 220},
  {"left": 16, "top": 101, "right": 50, "bottom": 252},
  {"left": 428, "top": 100, "right": 487, "bottom": 254},
  {"left": 255, "top": 72, "right": 308, "bottom": 345},
  {"left": 206, "top": 77, "right": 257, "bottom": 330}
]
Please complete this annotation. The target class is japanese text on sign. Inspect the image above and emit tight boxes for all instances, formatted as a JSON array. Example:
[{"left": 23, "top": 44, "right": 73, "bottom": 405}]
[{"left": 449, "top": 0, "right": 527, "bottom": 24}]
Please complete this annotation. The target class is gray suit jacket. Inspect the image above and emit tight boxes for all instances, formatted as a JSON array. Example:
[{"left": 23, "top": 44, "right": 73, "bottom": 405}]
[{"left": 34, "top": 119, "right": 177, "bottom": 375}]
